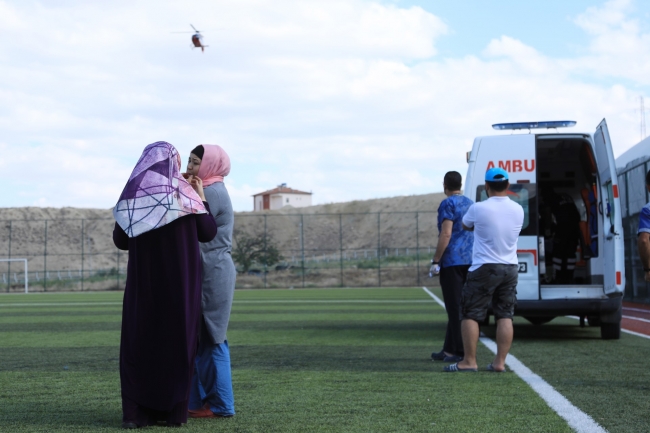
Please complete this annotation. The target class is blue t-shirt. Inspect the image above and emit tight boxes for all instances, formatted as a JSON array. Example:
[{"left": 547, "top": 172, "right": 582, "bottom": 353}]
[
  {"left": 639, "top": 203, "right": 650, "bottom": 235},
  {"left": 437, "top": 194, "right": 474, "bottom": 268}
]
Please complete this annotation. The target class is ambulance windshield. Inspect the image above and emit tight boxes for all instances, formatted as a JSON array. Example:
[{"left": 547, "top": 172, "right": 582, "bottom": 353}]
[{"left": 476, "top": 184, "right": 537, "bottom": 236}]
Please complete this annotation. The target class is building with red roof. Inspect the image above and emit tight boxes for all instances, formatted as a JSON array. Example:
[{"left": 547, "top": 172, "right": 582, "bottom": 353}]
[{"left": 253, "top": 183, "right": 313, "bottom": 211}]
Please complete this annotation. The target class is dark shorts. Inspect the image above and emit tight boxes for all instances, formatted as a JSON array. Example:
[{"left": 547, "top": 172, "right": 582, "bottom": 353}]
[{"left": 460, "top": 264, "right": 518, "bottom": 322}]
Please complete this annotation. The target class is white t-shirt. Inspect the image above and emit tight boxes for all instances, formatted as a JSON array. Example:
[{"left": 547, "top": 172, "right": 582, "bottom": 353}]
[{"left": 462, "top": 196, "right": 524, "bottom": 272}]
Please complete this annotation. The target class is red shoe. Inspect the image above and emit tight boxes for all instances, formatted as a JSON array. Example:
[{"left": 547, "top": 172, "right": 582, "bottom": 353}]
[{"left": 188, "top": 404, "right": 216, "bottom": 418}]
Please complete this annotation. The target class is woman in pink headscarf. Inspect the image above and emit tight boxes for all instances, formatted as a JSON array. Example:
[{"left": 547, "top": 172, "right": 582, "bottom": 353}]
[{"left": 185, "top": 145, "right": 237, "bottom": 418}]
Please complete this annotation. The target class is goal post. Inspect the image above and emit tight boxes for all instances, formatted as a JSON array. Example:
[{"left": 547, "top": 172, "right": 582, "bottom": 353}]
[{"left": 0, "top": 259, "right": 28, "bottom": 293}]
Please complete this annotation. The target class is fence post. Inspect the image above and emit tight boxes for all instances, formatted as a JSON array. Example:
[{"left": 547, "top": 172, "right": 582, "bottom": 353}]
[
  {"left": 301, "top": 214, "right": 305, "bottom": 288},
  {"left": 646, "top": 161, "right": 649, "bottom": 203},
  {"left": 81, "top": 219, "right": 85, "bottom": 291},
  {"left": 264, "top": 214, "right": 268, "bottom": 289},
  {"left": 377, "top": 212, "right": 381, "bottom": 287},
  {"left": 416, "top": 212, "right": 420, "bottom": 286},
  {"left": 339, "top": 214, "right": 343, "bottom": 287},
  {"left": 640, "top": 161, "right": 650, "bottom": 299},
  {"left": 44, "top": 221, "right": 48, "bottom": 292},
  {"left": 7, "top": 221, "right": 11, "bottom": 292}
]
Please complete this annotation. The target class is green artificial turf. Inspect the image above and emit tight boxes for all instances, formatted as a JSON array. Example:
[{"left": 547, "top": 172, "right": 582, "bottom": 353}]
[{"left": 0, "top": 288, "right": 647, "bottom": 432}]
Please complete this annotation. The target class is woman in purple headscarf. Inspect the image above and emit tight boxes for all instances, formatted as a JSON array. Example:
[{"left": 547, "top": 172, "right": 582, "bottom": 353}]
[{"left": 112, "top": 141, "right": 217, "bottom": 429}]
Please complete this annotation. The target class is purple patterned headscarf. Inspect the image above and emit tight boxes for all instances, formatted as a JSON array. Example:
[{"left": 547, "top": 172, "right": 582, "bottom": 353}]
[{"left": 113, "top": 141, "right": 207, "bottom": 238}]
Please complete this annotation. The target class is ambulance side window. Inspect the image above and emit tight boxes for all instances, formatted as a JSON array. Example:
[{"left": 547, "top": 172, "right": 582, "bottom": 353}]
[{"left": 476, "top": 184, "right": 537, "bottom": 236}]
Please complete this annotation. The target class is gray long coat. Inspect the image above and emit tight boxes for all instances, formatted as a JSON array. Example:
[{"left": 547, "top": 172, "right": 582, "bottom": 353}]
[{"left": 200, "top": 182, "right": 236, "bottom": 345}]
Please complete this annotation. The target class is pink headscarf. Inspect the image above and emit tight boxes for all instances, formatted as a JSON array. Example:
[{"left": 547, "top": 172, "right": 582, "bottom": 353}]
[
  {"left": 113, "top": 141, "right": 207, "bottom": 238},
  {"left": 197, "top": 144, "right": 231, "bottom": 186}
]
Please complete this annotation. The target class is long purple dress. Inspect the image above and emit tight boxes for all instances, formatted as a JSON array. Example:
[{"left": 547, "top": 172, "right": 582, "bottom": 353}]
[{"left": 113, "top": 206, "right": 217, "bottom": 427}]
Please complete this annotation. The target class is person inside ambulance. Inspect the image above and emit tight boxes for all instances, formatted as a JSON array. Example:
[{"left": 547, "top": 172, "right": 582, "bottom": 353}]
[{"left": 540, "top": 186, "right": 582, "bottom": 284}]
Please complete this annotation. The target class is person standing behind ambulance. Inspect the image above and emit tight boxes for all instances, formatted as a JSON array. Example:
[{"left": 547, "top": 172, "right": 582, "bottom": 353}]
[
  {"left": 430, "top": 171, "right": 473, "bottom": 363},
  {"left": 638, "top": 169, "right": 650, "bottom": 283},
  {"left": 444, "top": 167, "right": 523, "bottom": 373}
]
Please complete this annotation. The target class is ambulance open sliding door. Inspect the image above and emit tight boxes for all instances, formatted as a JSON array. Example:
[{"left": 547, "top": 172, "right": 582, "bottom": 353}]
[{"left": 593, "top": 119, "right": 625, "bottom": 294}]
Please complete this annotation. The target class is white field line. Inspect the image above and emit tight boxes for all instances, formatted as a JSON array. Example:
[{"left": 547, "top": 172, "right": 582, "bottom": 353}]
[
  {"left": 620, "top": 328, "right": 650, "bottom": 339},
  {"left": 234, "top": 300, "right": 433, "bottom": 304},
  {"left": 422, "top": 287, "right": 607, "bottom": 433},
  {"left": 0, "top": 299, "right": 434, "bottom": 307},
  {"left": 622, "top": 315, "right": 650, "bottom": 324},
  {"left": 622, "top": 307, "right": 650, "bottom": 314},
  {"left": 565, "top": 316, "right": 650, "bottom": 340}
]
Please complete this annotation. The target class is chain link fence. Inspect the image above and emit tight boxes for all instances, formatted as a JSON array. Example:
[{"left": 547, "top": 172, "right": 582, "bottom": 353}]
[{"left": 0, "top": 211, "right": 441, "bottom": 292}]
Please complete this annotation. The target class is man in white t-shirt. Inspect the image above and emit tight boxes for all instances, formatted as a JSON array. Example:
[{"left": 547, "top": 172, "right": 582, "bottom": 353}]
[{"left": 443, "top": 167, "right": 524, "bottom": 373}]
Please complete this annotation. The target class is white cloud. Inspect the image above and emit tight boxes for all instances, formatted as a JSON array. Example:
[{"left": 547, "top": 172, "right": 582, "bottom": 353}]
[
  {"left": 0, "top": 0, "right": 648, "bottom": 210},
  {"left": 572, "top": 0, "right": 650, "bottom": 84}
]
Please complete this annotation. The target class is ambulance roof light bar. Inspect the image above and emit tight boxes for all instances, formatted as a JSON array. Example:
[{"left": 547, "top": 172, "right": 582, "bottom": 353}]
[{"left": 492, "top": 120, "right": 577, "bottom": 130}]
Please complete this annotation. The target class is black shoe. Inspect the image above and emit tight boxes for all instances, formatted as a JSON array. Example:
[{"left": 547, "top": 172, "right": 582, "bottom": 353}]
[
  {"left": 443, "top": 354, "right": 463, "bottom": 363},
  {"left": 431, "top": 350, "right": 446, "bottom": 361},
  {"left": 122, "top": 422, "right": 138, "bottom": 429}
]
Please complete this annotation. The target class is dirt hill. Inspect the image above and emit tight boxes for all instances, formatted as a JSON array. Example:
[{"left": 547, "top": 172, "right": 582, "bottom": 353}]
[{"left": 0, "top": 192, "right": 445, "bottom": 290}]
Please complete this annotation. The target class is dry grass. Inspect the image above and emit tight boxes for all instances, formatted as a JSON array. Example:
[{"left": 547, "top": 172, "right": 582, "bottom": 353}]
[{"left": 0, "top": 192, "right": 445, "bottom": 291}]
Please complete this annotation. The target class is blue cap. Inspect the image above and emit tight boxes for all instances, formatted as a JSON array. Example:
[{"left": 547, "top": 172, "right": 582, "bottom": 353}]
[{"left": 485, "top": 167, "right": 509, "bottom": 182}]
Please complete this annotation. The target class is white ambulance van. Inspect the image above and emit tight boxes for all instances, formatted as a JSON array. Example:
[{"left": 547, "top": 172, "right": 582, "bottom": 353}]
[{"left": 464, "top": 120, "right": 624, "bottom": 339}]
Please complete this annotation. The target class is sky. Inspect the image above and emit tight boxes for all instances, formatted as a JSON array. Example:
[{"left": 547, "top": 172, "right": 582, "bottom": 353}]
[{"left": 2, "top": 0, "right": 650, "bottom": 211}]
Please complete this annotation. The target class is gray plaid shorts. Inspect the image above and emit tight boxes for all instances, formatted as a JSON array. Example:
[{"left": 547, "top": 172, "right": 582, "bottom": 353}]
[{"left": 460, "top": 264, "right": 518, "bottom": 321}]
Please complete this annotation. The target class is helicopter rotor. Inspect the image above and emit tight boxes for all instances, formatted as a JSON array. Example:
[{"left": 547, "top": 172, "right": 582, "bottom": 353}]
[{"left": 171, "top": 24, "right": 204, "bottom": 34}]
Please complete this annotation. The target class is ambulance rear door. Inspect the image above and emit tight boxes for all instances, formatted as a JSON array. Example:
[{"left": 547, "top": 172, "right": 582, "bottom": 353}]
[
  {"left": 468, "top": 134, "right": 539, "bottom": 300},
  {"left": 593, "top": 119, "right": 625, "bottom": 294}
]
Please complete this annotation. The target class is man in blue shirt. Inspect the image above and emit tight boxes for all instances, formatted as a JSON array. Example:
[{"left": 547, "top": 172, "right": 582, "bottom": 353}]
[
  {"left": 430, "top": 171, "right": 474, "bottom": 363},
  {"left": 638, "top": 169, "right": 650, "bottom": 283}
]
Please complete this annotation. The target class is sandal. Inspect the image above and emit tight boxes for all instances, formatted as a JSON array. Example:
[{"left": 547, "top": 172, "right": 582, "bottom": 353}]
[
  {"left": 486, "top": 363, "right": 507, "bottom": 373},
  {"left": 443, "top": 363, "right": 478, "bottom": 372},
  {"left": 431, "top": 350, "right": 446, "bottom": 361}
]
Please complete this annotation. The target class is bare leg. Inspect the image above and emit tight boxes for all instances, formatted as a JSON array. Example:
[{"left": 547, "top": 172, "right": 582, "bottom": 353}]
[
  {"left": 457, "top": 319, "right": 479, "bottom": 369},
  {"left": 491, "top": 318, "right": 513, "bottom": 371}
]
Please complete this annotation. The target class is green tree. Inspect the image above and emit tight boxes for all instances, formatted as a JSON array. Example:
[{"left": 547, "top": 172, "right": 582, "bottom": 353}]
[{"left": 232, "top": 229, "right": 284, "bottom": 273}]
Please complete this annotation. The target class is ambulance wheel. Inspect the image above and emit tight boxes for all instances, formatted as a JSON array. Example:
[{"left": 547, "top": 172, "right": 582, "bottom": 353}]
[
  {"left": 524, "top": 316, "right": 555, "bottom": 325},
  {"left": 600, "top": 302, "right": 622, "bottom": 340},
  {"left": 600, "top": 322, "right": 621, "bottom": 340}
]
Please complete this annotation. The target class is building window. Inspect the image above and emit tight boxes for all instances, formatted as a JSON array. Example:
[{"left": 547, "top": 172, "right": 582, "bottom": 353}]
[{"left": 286, "top": 198, "right": 289, "bottom": 203}]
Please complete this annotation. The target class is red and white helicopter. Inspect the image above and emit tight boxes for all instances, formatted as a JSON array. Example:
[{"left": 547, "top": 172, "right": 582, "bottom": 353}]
[{"left": 172, "top": 24, "right": 208, "bottom": 52}]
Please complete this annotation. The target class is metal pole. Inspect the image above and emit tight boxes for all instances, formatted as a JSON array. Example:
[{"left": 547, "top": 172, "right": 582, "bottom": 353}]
[
  {"left": 264, "top": 215, "right": 268, "bottom": 288},
  {"left": 44, "top": 221, "right": 48, "bottom": 291},
  {"left": 301, "top": 214, "right": 305, "bottom": 288},
  {"left": 339, "top": 214, "right": 343, "bottom": 287},
  {"left": 646, "top": 161, "right": 649, "bottom": 203},
  {"left": 377, "top": 212, "right": 381, "bottom": 287},
  {"left": 623, "top": 173, "right": 631, "bottom": 299},
  {"left": 640, "top": 161, "right": 650, "bottom": 299},
  {"left": 416, "top": 212, "right": 420, "bottom": 286},
  {"left": 7, "top": 221, "right": 11, "bottom": 292},
  {"left": 81, "top": 219, "right": 85, "bottom": 291},
  {"left": 24, "top": 259, "right": 28, "bottom": 294}
]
